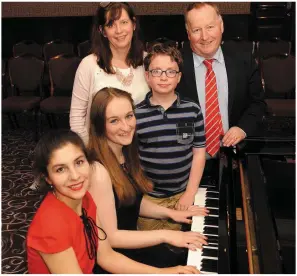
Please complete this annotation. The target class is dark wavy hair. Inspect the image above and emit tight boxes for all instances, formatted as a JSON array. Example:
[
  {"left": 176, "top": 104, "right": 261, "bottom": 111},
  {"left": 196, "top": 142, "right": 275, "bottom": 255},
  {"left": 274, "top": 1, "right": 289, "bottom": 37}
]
[
  {"left": 33, "top": 129, "right": 95, "bottom": 193},
  {"left": 91, "top": 2, "right": 144, "bottom": 74}
]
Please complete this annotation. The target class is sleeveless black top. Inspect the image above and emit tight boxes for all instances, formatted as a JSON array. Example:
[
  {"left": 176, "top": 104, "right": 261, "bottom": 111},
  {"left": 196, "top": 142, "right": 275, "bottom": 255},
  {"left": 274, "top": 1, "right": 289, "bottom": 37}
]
[{"left": 113, "top": 164, "right": 143, "bottom": 231}]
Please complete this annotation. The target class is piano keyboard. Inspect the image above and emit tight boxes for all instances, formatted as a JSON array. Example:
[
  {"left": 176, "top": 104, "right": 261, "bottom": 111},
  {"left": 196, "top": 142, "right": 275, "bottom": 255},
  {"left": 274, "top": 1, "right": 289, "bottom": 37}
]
[{"left": 187, "top": 186, "right": 219, "bottom": 274}]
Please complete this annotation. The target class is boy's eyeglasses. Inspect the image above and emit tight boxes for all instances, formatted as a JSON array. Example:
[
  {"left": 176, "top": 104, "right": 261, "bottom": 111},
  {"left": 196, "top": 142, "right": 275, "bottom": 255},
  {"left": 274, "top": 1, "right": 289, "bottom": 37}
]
[{"left": 149, "top": 69, "right": 180, "bottom": 78}]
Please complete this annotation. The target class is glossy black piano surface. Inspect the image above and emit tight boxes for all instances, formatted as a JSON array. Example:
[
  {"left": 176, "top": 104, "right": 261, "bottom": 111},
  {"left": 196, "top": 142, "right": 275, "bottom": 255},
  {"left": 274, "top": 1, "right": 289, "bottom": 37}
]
[{"left": 217, "top": 139, "right": 295, "bottom": 274}]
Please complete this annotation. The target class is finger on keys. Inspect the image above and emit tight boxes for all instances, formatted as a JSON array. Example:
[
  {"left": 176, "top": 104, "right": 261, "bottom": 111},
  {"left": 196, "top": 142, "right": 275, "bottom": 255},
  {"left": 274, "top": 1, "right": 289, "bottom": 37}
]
[
  {"left": 178, "top": 265, "right": 201, "bottom": 274},
  {"left": 188, "top": 206, "right": 209, "bottom": 216},
  {"left": 187, "top": 242, "right": 198, "bottom": 251},
  {"left": 185, "top": 265, "right": 201, "bottom": 274},
  {"left": 195, "top": 237, "right": 208, "bottom": 247},
  {"left": 195, "top": 232, "right": 208, "bottom": 242},
  {"left": 189, "top": 238, "right": 204, "bottom": 249}
]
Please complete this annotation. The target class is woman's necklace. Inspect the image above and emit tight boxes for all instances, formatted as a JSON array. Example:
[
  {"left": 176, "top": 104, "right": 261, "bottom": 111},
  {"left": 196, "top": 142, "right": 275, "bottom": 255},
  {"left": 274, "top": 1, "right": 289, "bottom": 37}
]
[{"left": 115, "top": 66, "right": 134, "bottom": 86}]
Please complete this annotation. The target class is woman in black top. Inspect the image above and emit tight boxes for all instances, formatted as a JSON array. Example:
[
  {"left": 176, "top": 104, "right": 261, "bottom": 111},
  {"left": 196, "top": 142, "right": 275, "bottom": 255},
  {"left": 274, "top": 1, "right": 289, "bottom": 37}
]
[{"left": 88, "top": 87, "right": 208, "bottom": 273}]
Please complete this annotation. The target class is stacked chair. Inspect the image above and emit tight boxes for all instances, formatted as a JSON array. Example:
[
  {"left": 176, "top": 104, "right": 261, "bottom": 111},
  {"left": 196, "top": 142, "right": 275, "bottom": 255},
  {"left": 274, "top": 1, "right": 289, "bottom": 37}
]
[
  {"left": 256, "top": 37, "right": 291, "bottom": 59},
  {"left": 77, "top": 40, "right": 92, "bottom": 58},
  {"left": 2, "top": 59, "right": 7, "bottom": 99},
  {"left": 39, "top": 54, "right": 81, "bottom": 129},
  {"left": 3, "top": 39, "right": 87, "bottom": 140},
  {"left": 43, "top": 39, "right": 74, "bottom": 63},
  {"left": 13, "top": 40, "right": 43, "bottom": 59},
  {"left": 260, "top": 53, "right": 295, "bottom": 117},
  {"left": 222, "top": 37, "right": 255, "bottom": 56},
  {"left": 2, "top": 54, "right": 44, "bottom": 141}
]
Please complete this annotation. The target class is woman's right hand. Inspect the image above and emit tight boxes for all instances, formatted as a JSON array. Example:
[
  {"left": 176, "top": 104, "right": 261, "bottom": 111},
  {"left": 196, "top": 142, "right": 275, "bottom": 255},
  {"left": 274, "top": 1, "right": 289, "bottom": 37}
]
[
  {"left": 158, "top": 265, "right": 200, "bottom": 274},
  {"left": 163, "top": 230, "right": 208, "bottom": 250}
]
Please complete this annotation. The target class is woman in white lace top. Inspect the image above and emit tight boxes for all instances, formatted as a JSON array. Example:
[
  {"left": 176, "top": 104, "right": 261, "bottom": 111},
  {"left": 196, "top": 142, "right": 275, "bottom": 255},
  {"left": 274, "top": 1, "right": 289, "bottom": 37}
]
[{"left": 70, "top": 3, "right": 149, "bottom": 144}]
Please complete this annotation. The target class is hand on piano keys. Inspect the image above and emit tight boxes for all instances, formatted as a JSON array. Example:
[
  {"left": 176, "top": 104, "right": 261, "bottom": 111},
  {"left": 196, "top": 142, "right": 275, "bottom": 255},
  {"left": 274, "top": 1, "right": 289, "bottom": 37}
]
[
  {"left": 158, "top": 265, "right": 201, "bottom": 274},
  {"left": 168, "top": 205, "right": 209, "bottom": 224},
  {"left": 163, "top": 229, "right": 208, "bottom": 250},
  {"left": 187, "top": 187, "right": 219, "bottom": 274}
]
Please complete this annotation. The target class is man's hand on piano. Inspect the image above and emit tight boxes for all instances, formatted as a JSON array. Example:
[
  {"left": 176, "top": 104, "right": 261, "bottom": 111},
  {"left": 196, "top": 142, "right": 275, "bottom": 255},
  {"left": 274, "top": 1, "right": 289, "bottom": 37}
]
[
  {"left": 163, "top": 230, "right": 208, "bottom": 250},
  {"left": 222, "top": 126, "right": 246, "bottom": 147},
  {"left": 168, "top": 206, "right": 209, "bottom": 224},
  {"left": 175, "top": 191, "right": 196, "bottom": 211},
  {"left": 158, "top": 265, "right": 201, "bottom": 274}
]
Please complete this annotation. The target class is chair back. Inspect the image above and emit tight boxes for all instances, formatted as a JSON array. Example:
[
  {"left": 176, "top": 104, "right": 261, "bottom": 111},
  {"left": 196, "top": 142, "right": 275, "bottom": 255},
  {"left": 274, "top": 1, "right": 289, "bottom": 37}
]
[
  {"left": 2, "top": 59, "right": 7, "bottom": 98},
  {"left": 48, "top": 54, "right": 81, "bottom": 96},
  {"left": 257, "top": 38, "right": 291, "bottom": 59},
  {"left": 77, "top": 40, "right": 92, "bottom": 58},
  {"left": 13, "top": 40, "right": 43, "bottom": 59},
  {"left": 222, "top": 39, "right": 255, "bottom": 55},
  {"left": 261, "top": 54, "right": 295, "bottom": 98},
  {"left": 8, "top": 55, "right": 44, "bottom": 96},
  {"left": 43, "top": 40, "right": 74, "bottom": 62},
  {"left": 2, "top": 59, "right": 6, "bottom": 77}
]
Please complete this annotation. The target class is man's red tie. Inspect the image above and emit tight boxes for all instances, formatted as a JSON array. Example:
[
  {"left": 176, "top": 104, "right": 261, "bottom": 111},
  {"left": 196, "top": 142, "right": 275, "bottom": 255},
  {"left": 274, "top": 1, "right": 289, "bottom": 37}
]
[{"left": 203, "top": 59, "right": 223, "bottom": 156}]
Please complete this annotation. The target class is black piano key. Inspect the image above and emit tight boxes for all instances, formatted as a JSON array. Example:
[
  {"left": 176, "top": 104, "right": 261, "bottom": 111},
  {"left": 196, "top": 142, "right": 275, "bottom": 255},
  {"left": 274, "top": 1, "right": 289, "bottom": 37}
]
[
  {"left": 201, "top": 266, "right": 217, "bottom": 273},
  {"left": 201, "top": 262, "right": 215, "bottom": 272},
  {"left": 201, "top": 258, "right": 217, "bottom": 271},
  {"left": 204, "top": 216, "right": 218, "bottom": 226},
  {"left": 206, "top": 191, "right": 219, "bottom": 198},
  {"left": 201, "top": 259, "right": 218, "bottom": 272},
  {"left": 203, "top": 226, "right": 218, "bottom": 235},
  {"left": 208, "top": 209, "right": 219, "bottom": 216},
  {"left": 205, "top": 199, "right": 219, "bottom": 208},
  {"left": 206, "top": 236, "right": 218, "bottom": 243},
  {"left": 206, "top": 187, "right": 219, "bottom": 192},
  {"left": 202, "top": 248, "right": 218, "bottom": 257}
]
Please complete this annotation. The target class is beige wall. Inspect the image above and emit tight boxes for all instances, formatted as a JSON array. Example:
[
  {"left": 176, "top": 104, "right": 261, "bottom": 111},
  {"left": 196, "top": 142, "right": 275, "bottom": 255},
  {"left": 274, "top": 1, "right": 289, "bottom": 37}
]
[{"left": 2, "top": 2, "right": 250, "bottom": 18}]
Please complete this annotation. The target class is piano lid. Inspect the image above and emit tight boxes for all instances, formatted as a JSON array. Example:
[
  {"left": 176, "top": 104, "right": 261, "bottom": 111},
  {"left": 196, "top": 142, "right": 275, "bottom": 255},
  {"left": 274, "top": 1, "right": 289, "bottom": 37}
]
[{"left": 236, "top": 136, "right": 295, "bottom": 156}]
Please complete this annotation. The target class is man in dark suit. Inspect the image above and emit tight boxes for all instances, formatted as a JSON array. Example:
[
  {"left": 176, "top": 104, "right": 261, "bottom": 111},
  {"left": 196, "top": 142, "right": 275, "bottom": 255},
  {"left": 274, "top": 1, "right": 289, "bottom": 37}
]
[{"left": 177, "top": 3, "right": 266, "bottom": 154}]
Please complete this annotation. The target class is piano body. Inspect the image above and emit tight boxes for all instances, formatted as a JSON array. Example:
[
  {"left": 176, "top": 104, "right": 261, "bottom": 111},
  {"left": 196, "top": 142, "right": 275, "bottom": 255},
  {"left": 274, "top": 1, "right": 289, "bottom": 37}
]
[{"left": 187, "top": 138, "right": 295, "bottom": 274}]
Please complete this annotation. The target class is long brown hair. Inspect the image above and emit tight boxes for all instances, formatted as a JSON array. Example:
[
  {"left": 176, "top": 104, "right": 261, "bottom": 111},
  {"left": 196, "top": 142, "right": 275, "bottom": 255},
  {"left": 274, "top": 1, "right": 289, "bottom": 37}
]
[
  {"left": 91, "top": 2, "right": 144, "bottom": 74},
  {"left": 88, "top": 87, "right": 153, "bottom": 205}
]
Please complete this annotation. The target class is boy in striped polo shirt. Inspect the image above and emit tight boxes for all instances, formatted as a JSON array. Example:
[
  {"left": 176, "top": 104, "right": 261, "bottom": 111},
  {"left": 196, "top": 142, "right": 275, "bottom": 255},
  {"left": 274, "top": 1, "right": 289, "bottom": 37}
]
[{"left": 135, "top": 43, "right": 206, "bottom": 231}]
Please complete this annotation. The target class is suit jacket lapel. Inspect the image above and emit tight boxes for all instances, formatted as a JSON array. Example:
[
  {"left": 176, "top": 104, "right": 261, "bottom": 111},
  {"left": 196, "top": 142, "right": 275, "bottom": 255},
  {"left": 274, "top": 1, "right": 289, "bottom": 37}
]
[
  {"left": 223, "top": 51, "right": 237, "bottom": 117},
  {"left": 183, "top": 42, "right": 200, "bottom": 104}
]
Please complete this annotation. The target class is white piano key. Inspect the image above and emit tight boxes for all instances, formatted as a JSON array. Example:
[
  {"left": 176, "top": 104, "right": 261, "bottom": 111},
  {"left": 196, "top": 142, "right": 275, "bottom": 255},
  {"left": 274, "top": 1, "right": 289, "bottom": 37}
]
[
  {"left": 188, "top": 187, "right": 219, "bottom": 273},
  {"left": 203, "top": 245, "right": 218, "bottom": 250}
]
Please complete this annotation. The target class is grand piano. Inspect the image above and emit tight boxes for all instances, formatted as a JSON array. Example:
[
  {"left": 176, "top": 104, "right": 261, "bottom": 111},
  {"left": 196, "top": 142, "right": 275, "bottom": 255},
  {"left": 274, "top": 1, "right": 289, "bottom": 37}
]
[{"left": 187, "top": 137, "right": 295, "bottom": 274}]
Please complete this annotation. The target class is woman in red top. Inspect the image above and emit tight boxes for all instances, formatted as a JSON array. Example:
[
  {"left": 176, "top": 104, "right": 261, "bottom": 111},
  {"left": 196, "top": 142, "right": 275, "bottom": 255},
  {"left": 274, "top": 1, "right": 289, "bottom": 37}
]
[{"left": 27, "top": 129, "right": 200, "bottom": 274}]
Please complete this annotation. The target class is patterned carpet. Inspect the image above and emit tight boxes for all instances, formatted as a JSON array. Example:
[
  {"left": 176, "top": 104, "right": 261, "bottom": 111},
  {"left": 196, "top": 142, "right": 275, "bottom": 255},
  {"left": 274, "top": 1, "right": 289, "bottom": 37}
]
[
  {"left": 1, "top": 114, "right": 69, "bottom": 274},
  {"left": 1, "top": 114, "right": 295, "bottom": 273}
]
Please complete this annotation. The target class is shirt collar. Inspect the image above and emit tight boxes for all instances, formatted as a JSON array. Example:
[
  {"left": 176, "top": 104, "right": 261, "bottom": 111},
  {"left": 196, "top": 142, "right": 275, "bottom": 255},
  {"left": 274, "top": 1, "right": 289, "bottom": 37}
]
[
  {"left": 145, "top": 91, "right": 181, "bottom": 108},
  {"left": 193, "top": 46, "right": 224, "bottom": 67}
]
